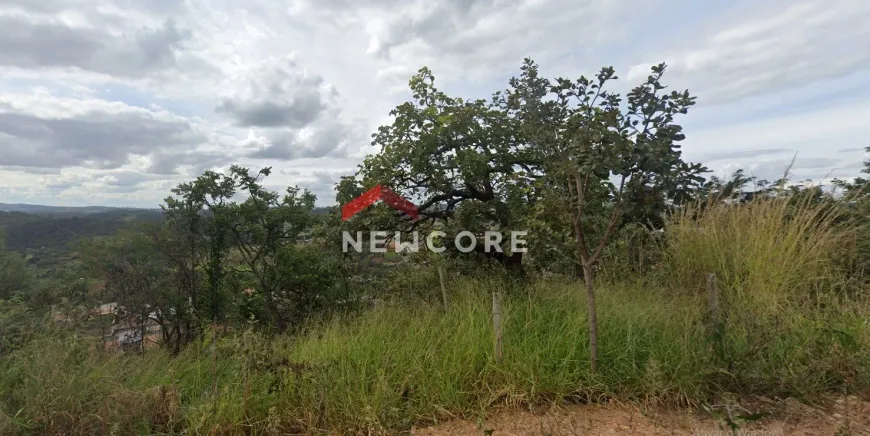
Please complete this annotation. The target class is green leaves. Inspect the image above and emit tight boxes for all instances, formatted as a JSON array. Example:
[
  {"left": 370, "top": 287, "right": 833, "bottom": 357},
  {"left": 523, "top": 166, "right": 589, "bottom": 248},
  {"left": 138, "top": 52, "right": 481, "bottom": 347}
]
[
  {"left": 353, "top": 59, "right": 707, "bottom": 274},
  {"left": 363, "top": 64, "right": 528, "bottom": 236}
]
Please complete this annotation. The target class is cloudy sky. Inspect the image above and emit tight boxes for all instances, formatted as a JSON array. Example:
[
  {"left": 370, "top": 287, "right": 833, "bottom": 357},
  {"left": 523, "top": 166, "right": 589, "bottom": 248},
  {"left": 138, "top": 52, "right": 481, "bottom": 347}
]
[{"left": 0, "top": 0, "right": 867, "bottom": 207}]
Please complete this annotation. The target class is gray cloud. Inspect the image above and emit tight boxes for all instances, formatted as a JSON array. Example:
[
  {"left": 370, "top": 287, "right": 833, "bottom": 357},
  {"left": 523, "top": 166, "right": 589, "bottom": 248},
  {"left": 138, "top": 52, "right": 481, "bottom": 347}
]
[
  {"left": 628, "top": 1, "right": 870, "bottom": 105},
  {"left": 288, "top": 0, "right": 644, "bottom": 82},
  {"left": 101, "top": 170, "right": 156, "bottom": 187},
  {"left": 303, "top": 169, "right": 356, "bottom": 204},
  {"left": 696, "top": 148, "right": 793, "bottom": 163},
  {"left": 217, "top": 98, "right": 322, "bottom": 128},
  {"left": 311, "top": 170, "right": 346, "bottom": 185},
  {"left": 0, "top": 0, "right": 185, "bottom": 16},
  {"left": 247, "top": 124, "right": 351, "bottom": 160},
  {"left": 32, "top": 170, "right": 169, "bottom": 195},
  {"left": 794, "top": 157, "right": 843, "bottom": 170},
  {"left": 361, "top": 0, "right": 496, "bottom": 59},
  {"left": 838, "top": 147, "right": 866, "bottom": 153},
  {"left": 146, "top": 150, "right": 231, "bottom": 176},
  {"left": 714, "top": 153, "right": 864, "bottom": 185},
  {"left": 0, "top": 165, "right": 61, "bottom": 175},
  {"left": 0, "top": 15, "right": 189, "bottom": 77},
  {"left": 216, "top": 56, "right": 327, "bottom": 128},
  {"left": 0, "top": 99, "right": 205, "bottom": 172},
  {"left": 212, "top": 56, "right": 357, "bottom": 161}
]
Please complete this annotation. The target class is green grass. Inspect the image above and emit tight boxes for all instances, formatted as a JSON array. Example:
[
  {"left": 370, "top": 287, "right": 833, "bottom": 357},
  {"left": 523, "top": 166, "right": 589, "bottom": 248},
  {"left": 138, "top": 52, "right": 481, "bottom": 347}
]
[
  {"left": 2, "top": 279, "right": 867, "bottom": 435},
  {"left": 1, "top": 197, "right": 869, "bottom": 435}
]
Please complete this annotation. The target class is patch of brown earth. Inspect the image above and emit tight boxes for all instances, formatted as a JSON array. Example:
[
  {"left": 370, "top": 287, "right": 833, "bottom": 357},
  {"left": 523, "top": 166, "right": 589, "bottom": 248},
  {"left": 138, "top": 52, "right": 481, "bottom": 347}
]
[{"left": 412, "top": 396, "right": 870, "bottom": 435}]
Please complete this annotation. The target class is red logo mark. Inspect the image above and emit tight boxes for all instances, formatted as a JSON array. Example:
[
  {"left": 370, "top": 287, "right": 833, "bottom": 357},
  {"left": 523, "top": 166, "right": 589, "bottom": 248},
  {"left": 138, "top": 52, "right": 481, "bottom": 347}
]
[{"left": 341, "top": 184, "right": 419, "bottom": 221}]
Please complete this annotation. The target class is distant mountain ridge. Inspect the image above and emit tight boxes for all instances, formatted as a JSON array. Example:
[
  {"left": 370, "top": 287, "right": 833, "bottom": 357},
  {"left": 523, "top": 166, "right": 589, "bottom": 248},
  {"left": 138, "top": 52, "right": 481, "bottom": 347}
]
[
  {"left": 0, "top": 203, "right": 334, "bottom": 216},
  {"left": 0, "top": 203, "right": 156, "bottom": 217},
  {"left": 0, "top": 203, "right": 336, "bottom": 252},
  {"left": 0, "top": 206, "right": 163, "bottom": 252}
]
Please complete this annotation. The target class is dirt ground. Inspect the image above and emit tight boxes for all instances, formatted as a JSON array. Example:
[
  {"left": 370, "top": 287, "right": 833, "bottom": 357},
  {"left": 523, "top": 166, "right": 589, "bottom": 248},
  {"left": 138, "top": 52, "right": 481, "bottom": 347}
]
[{"left": 411, "top": 395, "right": 870, "bottom": 435}]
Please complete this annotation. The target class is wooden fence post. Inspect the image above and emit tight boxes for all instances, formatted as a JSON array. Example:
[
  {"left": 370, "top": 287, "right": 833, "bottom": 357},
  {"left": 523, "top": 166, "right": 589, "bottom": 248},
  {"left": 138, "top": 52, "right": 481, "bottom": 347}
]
[
  {"left": 492, "top": 292, "right": 503, "bottom": 362},
  {"left": 438, "top": 266, "right": 449, "bottom": 310},
  {"left": 706, "top": 273, "right": 719, "bottom": 326},
  {"left": 706, "top": 273, "right": 726, "bottom": 362},
  {"left": 211, "top": 326, "right": 218, "bottom": 398}
]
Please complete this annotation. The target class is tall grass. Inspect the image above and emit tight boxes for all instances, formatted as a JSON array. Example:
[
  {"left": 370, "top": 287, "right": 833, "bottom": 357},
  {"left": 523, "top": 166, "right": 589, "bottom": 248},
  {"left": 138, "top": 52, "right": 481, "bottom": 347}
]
[
  {"left": 0, "top": 283, "right": 717, "bottom": 435},
  {"left": 664, "top": 195, "right": 848, "bottom": 311},
  {"left": 1, "top": 197, "right": 868, "bottom": 435},
  {"left": 278, "top": 281, "right": 711, "bottom": 432},
  {"left": 662, "top": 195, "right": 869, "bottom": 396}
]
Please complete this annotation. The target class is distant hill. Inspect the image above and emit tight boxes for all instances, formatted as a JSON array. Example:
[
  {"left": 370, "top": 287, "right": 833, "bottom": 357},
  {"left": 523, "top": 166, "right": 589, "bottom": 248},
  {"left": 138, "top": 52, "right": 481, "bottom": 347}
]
[
  {"left": 313, "top": 206, "right": 337, "bottom": 216},
  {"left": 0, "top": 203, "right": 335, "bottom": 252},
  {"left": 0, "top": 207, "right": 163, "bottom": 252},
  {"left": 0, "top": 203, "right": 155, "bottom": 217}
]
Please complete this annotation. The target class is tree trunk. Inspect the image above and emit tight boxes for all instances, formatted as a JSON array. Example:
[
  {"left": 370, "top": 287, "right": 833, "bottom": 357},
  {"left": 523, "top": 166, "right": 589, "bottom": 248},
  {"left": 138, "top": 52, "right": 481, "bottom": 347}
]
[
  {"left": 171, "top": 322, "right": 182, "bottom": 355},
  {"left": 259, "top": 278, "right": 286, "bottom": 332},
  {"left": 582, "top": 261, "right": 598, "bottom": 373},
  {"left": 265, "top": 294, "right": 286, "bottom": 332}
]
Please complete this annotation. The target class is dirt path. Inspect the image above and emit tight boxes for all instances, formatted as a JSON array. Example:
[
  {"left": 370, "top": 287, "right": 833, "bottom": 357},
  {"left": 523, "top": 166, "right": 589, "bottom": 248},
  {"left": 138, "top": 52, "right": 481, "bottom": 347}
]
[{"left": 412, "top": 396, "right": 870, "bottom": 435}]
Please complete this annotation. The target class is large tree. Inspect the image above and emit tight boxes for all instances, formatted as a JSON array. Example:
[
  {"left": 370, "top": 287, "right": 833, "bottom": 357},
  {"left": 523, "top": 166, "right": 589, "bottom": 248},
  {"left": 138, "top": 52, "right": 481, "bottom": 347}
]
[
  {"left": 356, "top": 59, "right": 706, "bottom": 370},
  {"left": 358, "top": 68, "right": 538, "bottom": 271}
]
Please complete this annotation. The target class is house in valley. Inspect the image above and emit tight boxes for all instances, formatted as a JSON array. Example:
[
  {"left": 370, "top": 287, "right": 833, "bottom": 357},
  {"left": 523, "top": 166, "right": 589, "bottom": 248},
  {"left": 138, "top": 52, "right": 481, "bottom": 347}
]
[
  {"left": 105, "top": 313, "right": 161, "bottom": 350},
  {"left": 96, "top": 302, "right": 162, "bottom": 351}
]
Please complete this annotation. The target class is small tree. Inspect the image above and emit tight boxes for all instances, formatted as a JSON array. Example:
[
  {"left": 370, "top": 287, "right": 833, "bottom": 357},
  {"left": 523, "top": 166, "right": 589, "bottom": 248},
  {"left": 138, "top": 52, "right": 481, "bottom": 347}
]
[
  {"left": 225, "top": 166, "right": 317, "bottom": 331},
  {"left": 163, "top": 165, "right": 321, "bottom": 332},
  {"left": 164, "top": 170, "right": 238, "bottom": 326},
  {"left": 516, "top": 61, "right": 706, "bottom": 371}
]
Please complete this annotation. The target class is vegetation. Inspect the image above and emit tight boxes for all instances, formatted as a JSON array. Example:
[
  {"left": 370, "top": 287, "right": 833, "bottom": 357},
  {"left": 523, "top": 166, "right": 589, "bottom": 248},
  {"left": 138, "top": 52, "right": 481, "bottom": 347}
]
[
  {"left": 1, "top": 60, "right": 869, "bottom": 435},
  {"left": 0, "top": 231, "right": 27, "bottom": 301},
  {"left": 0, "top": 208, "right": 162, "bottom": 252}
]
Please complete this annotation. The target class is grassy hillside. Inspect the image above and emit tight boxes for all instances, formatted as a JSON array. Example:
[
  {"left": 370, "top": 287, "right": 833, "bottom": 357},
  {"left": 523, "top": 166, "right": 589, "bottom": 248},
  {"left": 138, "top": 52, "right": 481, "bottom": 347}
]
[{"left": 1, "top": 279, "right": 866, "bottom": 435}]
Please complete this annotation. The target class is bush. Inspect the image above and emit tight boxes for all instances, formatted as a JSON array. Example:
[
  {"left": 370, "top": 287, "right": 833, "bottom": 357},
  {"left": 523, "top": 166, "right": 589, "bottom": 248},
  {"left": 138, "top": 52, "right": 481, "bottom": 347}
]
[
  {"left": 0, "top": 298, "right": 49, "bottom": 357},
  {"left": 0, "top": 248, "right": 28, "bottom": 300}
]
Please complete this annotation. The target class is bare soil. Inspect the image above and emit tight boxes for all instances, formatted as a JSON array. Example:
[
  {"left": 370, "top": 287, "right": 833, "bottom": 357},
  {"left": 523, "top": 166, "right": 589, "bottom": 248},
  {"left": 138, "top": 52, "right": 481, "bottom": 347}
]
[{"left": 411, "top": 395, "right": 870, "bottom": 435}]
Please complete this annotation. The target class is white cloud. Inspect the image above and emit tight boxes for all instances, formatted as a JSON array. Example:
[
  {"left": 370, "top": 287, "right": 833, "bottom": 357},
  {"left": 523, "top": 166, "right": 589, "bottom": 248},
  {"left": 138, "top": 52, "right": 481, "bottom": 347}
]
[
  {"left": 627, "top": 0, "right": 870, "bottom": 104},
  {"left": 684, "top": 98, "right": 870, "bottom": 181},
  {"left": 0, "top": 91, "right": 212, "bottom": 171},
  {"left": 0, "top": 0, "right": 867, "bottom": 207}
]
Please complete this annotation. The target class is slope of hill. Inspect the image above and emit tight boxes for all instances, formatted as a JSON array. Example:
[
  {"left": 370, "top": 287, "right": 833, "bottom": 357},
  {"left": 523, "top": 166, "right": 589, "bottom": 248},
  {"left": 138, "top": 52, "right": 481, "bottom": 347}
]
[{"left": 0, "top": 209, "right": 163, "bottom": 251}]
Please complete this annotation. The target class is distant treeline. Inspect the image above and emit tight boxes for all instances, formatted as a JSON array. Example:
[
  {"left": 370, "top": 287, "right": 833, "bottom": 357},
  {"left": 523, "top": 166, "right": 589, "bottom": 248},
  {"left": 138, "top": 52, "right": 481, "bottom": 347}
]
[
  {"left": 0, "top": 210, "right": 162, "bottom": 252},
  {"left": 0, "top": 206, "right": 336, "bottom": 252}
]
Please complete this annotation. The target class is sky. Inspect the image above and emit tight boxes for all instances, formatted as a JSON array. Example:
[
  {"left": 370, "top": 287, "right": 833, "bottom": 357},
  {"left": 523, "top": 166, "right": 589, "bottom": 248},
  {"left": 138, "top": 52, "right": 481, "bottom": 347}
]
[{"left": 0, "top": 0, "right": 867, "bottom": 208}]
